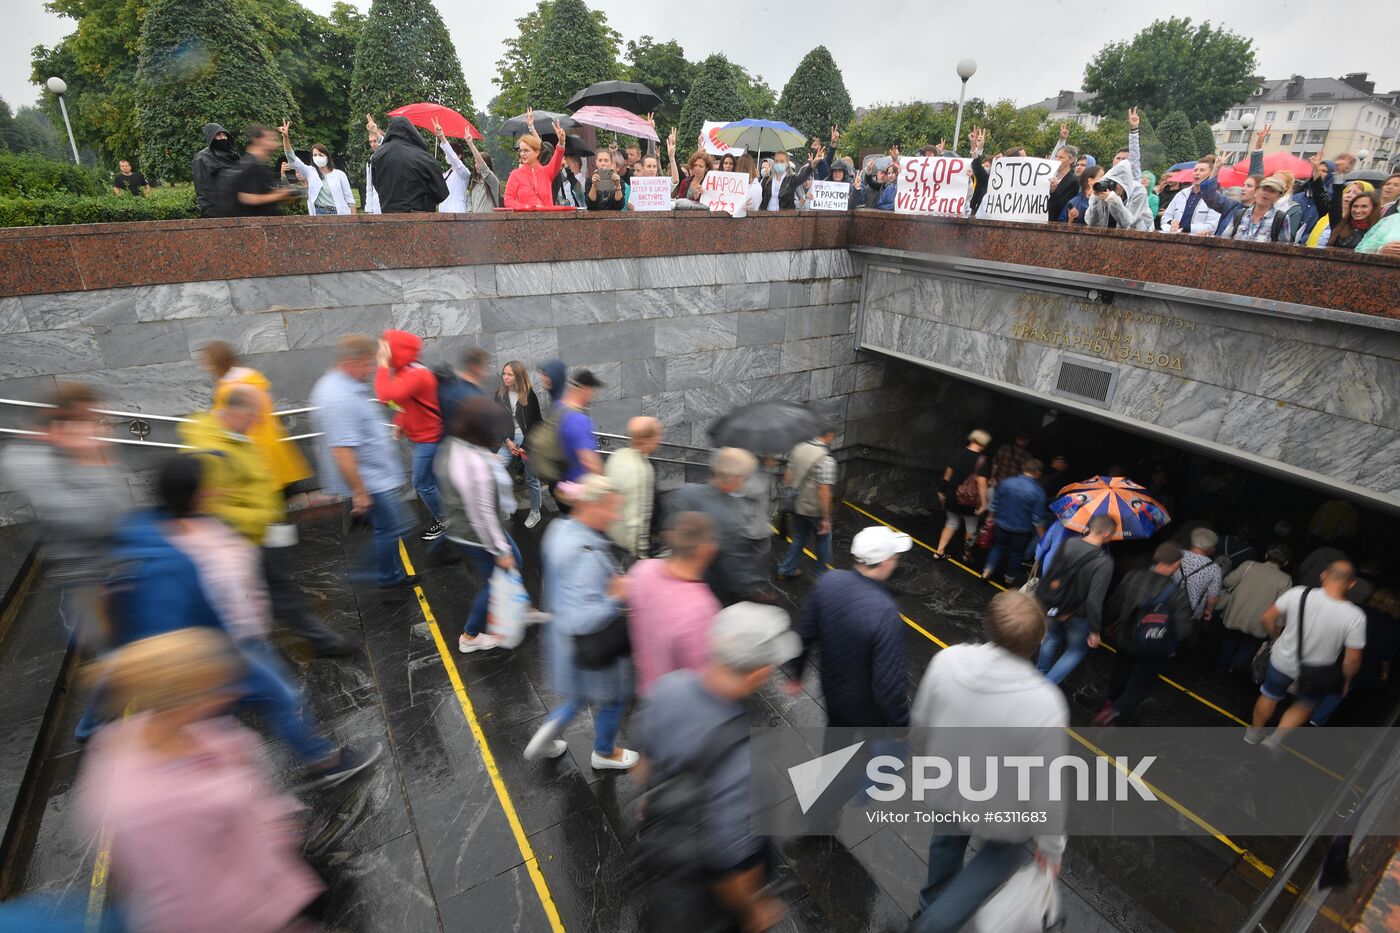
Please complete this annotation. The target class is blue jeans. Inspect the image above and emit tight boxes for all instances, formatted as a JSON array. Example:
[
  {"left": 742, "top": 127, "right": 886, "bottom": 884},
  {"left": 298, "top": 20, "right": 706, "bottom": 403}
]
[
  {"left": 459, "top": 536, "right": 524, "bottom": 637},
  {"left": 911, "top": 833, "right": 1032, "bottom": 933},
  {"left": 500, "top": 431, "right": 542, "bottom": 513},
  {"left": 983, "top": 526, "right": 1034, "bottom": 580},
  {"left": 545, "top": 698, "right": 623, "bottom": 755},
  {"left": 411, "top": 441, "right": 444, "bottom": 522},
  {"left": 360, "top": 490, "right": 414, "bottom": 585},
  {"left": 1036, "top": 613, "right": 1091, "bottom": 684},
  {"left": 1215, "top": 629, "right": 1261, "bottom": 673},
  {"left": 779, "top": 513, "right": 832, "bottom": 576}
]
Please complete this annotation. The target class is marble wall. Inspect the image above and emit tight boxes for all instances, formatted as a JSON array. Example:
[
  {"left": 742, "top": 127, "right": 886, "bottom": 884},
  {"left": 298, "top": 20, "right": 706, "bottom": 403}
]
[
  {"left": 858, "top": 262, "right": 1400, "bottom": 508},
  {"left": 0, "top": 250, "right": 869, "bottom": 522}
]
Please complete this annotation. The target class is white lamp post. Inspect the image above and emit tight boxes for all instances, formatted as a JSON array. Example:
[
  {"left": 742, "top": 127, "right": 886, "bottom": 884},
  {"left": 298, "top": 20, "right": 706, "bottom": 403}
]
[
  {"left": 1239, "top": 111, "right": 1255, "bottom": 156},
  {"left": 1357, "top": 148, "right": 1370, "bottom": 169},
  {"left": 953, "top": 59, "right": 977, "bottom": 155},
  {"left": 46, "top": 77, "right": 80, "bottom": 165}
]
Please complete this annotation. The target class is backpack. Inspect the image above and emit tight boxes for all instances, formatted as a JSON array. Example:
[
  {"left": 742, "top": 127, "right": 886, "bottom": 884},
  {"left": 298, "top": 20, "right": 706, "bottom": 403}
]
[
  {"left": 526, "top": 405, "right": 569, "bottom": 484},
  {"left": 1131, "top": 581, "right": 1179, "bottom": 658},
  {"left": 631, "top": 715, "right": 750, "bottom": 888},
  {"left": 1039, "top": 543, "right": 1102, "bottom": 616}
]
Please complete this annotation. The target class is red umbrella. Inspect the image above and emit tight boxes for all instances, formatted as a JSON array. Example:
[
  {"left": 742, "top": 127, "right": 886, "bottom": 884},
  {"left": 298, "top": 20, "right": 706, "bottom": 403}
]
[
  {"left": 1164, "top": 168, "right": 1196, "bottom": 184},
  {"left": 1225, "top": 151, "right": 1312, "bottom": 184},
  {"left": 387, "top": 103, "right": 482, "bottom": 140}
]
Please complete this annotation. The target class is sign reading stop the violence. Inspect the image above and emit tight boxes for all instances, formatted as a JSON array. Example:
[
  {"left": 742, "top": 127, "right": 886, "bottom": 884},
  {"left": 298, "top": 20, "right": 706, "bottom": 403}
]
[
  {"left": 809, "top": 181, "right": 850, "bottom": 211},
  {"left": 894, "top": 156, "right": 969, "bottom": 216},
  {"left": 701, "top": 171, "right": 751, "bottom": 216},
  {"left": 628, "top": 176, "right": 673, "bottom": 211},
  {"left": 977, "top": 157, "right": 1058, "bottom": 224}
]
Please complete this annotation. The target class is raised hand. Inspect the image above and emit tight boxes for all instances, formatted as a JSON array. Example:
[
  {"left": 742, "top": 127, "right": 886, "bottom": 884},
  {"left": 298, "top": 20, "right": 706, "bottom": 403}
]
[
  {"left": 666, "top": 126, "right": 677, "bottom": 151},
  {"left": 1255, "top": 124, "right": 1271, "bottom": 148},
  {"left": 936, "top": 138, "right": 946, "bottom": 153},
  {"left": 831, "top": 125, "right": 840, "bottom": 145},
  {"left": 1059, "top": 122, "right": 1070, "bottom": 141},
  {"left": 1128, "top": 107, "right": 1139, "bottom": 131},
  {"left": 279, "top": 119, "right": 291, "bottom": 138},
  {"left": 431, "top": 117, "right": 444, "bottom": 139},
  {"left": 646, "top": 112, "right": 655, "bottom": 127},
  {"left": 552, "top": 121, "right": 565, "bottom": 144},
  {"left": 365, "top": 113, "right": 379, "bottom": 131}
]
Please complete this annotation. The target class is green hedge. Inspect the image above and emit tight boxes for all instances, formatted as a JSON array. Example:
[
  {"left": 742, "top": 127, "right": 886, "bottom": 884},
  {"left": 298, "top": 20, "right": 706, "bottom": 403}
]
[
  {"left": 0, "top": 186, "right": 200, "bottom": 228},
  {"left": 0, "top": 152, "right": 106, "bottom": 198}
]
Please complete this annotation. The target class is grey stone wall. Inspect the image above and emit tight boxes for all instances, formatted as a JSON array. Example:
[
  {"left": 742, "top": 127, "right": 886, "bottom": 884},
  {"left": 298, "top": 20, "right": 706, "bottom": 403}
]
[{"left": 0, "top": 250, "right": 870, "bottom": 523}]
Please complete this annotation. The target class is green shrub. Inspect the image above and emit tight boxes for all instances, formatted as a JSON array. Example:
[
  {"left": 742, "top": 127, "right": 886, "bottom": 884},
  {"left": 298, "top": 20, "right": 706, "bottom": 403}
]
[
  {"left": 0, "top": 185, "right": 200, "bottom": 227},
  {"left": 0, "top": 152, "right": 105, "bottom": 198}
]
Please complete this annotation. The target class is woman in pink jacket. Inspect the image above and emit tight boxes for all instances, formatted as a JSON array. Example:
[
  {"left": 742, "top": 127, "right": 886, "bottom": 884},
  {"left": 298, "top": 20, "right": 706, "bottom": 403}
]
[{"left": 503, "top": 110, "right": 568, "bottom": 209}]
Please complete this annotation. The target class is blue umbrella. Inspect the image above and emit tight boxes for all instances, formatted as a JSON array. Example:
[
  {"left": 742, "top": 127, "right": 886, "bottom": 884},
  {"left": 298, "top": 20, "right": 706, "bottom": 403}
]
[
  {"left": 1166, "top": 161, "right": 1198, "bottom": 173},
  {"left": 1049, "top": 476, "right": 1170, "bottom": 541},
  {"left": 714, "top": 119, "right": 806, "bottom": 159}
]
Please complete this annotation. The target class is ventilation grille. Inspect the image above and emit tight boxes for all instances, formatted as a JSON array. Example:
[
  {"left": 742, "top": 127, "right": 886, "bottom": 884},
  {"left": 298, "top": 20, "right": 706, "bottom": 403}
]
[{"left": 1053, "top": 357, "right": 1117, "bottom": 408}]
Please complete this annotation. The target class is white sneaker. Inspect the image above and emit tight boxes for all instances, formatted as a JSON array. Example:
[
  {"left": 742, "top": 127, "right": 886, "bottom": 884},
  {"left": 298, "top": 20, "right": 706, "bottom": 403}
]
[
  {"left": 591, "top": 748, "right": 640, "bottom": 770},
  {"left": 525, "top": 511, "right": 542, "bottom": 529},
  {"left": 526, "top": 609, "right": 551, "bottom": 625},
  {"left": 524, "top": 719, "right": 565, "bottom": 760},
  {"left": 1243, "top": 726, "right": 1267, "bottom": 745},
  {"left": 458, "top": 633, "right": 503, "bottom": 654}
]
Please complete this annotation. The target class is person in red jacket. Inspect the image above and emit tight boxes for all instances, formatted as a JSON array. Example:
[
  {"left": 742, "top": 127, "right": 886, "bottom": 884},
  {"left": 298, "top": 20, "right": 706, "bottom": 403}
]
[
  {"left": 504, "top": 112, "right": 567, "bottom": 209},
  {"left": 374, "top": 330, "right": 446, "bottom": 541}
]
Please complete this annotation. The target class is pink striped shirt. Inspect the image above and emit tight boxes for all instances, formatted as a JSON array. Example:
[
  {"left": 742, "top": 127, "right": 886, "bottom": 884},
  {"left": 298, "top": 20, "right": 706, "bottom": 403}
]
[{"left": 625, "top": 558, "right": 721, "bottom": 697}]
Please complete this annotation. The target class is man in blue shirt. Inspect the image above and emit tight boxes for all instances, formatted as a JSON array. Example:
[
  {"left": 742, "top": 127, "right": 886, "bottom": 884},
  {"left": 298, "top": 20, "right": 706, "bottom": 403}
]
[
  {"left": 557, "top": 369, "right": 604, "bottom": 483},
  {"left": 982, "top": 459, "right": 1047, "bottom": 585},
  {"left": 310, "top": 335, "right": 416, "bottom": 589}
]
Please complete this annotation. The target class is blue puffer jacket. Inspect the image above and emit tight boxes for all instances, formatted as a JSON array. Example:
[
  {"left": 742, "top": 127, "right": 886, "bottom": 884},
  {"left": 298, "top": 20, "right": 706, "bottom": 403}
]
[
  {"left": 104, "top": 510, "right": 224, "bottom": 646},
  {"left": 790, "top": 570, "right": 909, "bottom": 727}
]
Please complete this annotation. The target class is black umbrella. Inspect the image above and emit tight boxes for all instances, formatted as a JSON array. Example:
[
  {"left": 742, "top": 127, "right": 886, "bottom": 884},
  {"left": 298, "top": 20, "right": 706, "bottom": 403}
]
[
  {"left": 562, "top": 134, "right": 594, "bottom": 157},
  {"left": 500, "top": 110, "right": 578, "bottom": 139},
  {"left": 708, "top": 401, "right": 823, "bottom": 458},
  {"left": 565, "top": 80, "right": 662, "bottom": 115}
]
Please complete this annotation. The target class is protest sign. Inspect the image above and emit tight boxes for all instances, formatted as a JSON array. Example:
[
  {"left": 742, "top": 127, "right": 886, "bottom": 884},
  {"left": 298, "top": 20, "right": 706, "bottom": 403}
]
[
  {"left": 893, "top": 156, "right": 969, "bottom": 216},
  {"left": 628, "top": 176, "right": 673, "bottom": 211},
  {"left": 977, "top": 157, "right": 1058, "bottom": 223},
  {"left": 702, "top": 121, "right": 746, "bottom": 157},
  {"left": 700, "top": 171, "right": 752, "bottom": 217},
  {"left": 810, "top": 180, "right": 850, "bottom": 212}
]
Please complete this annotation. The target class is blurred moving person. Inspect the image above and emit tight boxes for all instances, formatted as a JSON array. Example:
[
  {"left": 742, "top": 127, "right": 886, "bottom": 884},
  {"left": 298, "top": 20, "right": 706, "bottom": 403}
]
[
  {"left": 606, "top": 416, "right": 661, "bottom": 557},
  {"left": 776, "top": 425, "right": 837, "bottom": 581},
  {"left": 668, "top": 448, "right": 767, "bottom": 605},
  {"left": 373, "top": 330, "right": 447, "bottom": 542},
  {"left": 625, "top": 511, "right": 721, "bottom": 698},
  {"left": 198, "top": 341, "right": 312, "bottom": 494}
]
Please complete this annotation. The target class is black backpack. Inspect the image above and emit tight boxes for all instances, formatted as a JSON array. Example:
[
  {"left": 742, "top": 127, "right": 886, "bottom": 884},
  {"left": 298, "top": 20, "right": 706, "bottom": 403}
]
[
  {"left": 1040, "top": 543, "right": 1103, "bottom": 616},
  {"left": 1131, "top": 580, "right": 1179, "bottom": 658},
  {"left": 631, "top": 715, "right": 749, "bottom": 887}
]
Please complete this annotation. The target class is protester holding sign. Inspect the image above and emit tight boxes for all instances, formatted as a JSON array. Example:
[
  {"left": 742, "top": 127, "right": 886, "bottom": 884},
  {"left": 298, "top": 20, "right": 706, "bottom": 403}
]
[
  {"left": 977, "top": 156, "right": 1058, "bottom": 224},
  {"left": 893, "top": 154, "right": 970, "bottom": 216},
  {"left": 675, "top": 151, "right": 712, "bottom": 210},
  {"left": 628, "top": 173, "right": 673, "bottom": 212},
  {"left": 701, "top": 170, "right": 754, "bottom": 217}
]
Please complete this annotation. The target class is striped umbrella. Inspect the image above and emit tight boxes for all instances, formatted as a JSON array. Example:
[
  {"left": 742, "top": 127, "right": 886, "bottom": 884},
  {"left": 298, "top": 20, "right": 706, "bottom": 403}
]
[{"left": 1049, "top": 476, "right": 1170, "bottom": 541}]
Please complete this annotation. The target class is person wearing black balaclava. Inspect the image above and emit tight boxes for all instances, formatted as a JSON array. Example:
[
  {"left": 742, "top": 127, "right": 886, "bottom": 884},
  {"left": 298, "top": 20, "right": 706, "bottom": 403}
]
[{"left": 192, "top": 123, "right": 240, "bottom": 218}]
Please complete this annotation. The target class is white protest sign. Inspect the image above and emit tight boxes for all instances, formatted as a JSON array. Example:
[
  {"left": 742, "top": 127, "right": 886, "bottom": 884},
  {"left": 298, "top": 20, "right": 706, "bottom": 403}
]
[
  {"left": 810, "top": 180, "right": 850, "bottom": 212},
  {"left": 893, "top": 156, "right": 970, "bottom": 216},
  {"left": 628, "top": 175, "right": 673, "bottom": 211},
  {"left": 702, "top": 121, "right": 746, "bottom": 157},
  {"left": 700, "top": 171, "right": 751, "bottom": 217},
  {"left": 976, "top": 157, "right": 1058, "bottom": 223}
]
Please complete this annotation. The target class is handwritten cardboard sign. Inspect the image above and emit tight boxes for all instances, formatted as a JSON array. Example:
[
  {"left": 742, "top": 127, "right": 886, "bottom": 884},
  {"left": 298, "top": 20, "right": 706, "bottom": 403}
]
[
  {"left": 628, "top": 175, "right": 673, "bottom": 211},
  {"left": 700, "top": 171, "right": 752, "bottom": 217},
  {"left": 810, "top": 180, "right": 850, "bottom": 212},
  {"left": 894, "top": 156, "right": 969, "bottom": 216},
  {"left": 977, "top": 157, "right": 1057, "bottom": 223}
]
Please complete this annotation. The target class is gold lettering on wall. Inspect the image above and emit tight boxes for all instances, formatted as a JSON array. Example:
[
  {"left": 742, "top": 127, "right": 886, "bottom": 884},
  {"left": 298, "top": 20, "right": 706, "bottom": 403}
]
[{"left": 1010, "top": 306, "right": 1189, "bottom": 375}]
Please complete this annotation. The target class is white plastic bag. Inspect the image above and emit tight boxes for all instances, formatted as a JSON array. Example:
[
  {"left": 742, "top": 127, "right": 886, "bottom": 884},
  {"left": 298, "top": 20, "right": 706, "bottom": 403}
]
[
  {"left": 487, "top": 567, "right": 530, "bottom": 648},
  {"left": 968, "top": 860, "right": 1063, "bottom": 933}
]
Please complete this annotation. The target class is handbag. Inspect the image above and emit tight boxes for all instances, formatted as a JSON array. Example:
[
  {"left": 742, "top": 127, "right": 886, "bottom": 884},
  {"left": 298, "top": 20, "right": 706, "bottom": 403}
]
[
  {"left": 1251, "top": 641, "right": 1272, "bottom": 685},
  {"left": 974, "top": 517, "right": 996, "bottom": 550},
  {"left": 572, "top": 541, "right": 631, "bottom": 670},
  {"left": 954, "top": 455, "right": 987, "bottom": 509},
  {"left": 1294, "top": 587, "right": 1346, "bottom": 696}
]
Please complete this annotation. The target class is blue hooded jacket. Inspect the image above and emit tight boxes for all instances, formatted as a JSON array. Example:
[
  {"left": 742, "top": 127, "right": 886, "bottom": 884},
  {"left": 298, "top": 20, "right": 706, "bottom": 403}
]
[{"left": 104, "top": 510, "right": 224, "bottom": 647}]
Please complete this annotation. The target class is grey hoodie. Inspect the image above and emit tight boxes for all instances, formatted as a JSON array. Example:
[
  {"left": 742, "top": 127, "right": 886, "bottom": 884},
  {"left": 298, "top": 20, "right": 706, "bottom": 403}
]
[{"left": 1085, "top": 159, "right": 1153, "bottom": 232}]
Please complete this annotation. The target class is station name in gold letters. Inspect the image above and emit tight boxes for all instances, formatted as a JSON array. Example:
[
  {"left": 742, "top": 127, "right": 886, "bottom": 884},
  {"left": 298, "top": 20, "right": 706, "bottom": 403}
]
[{"left": 1010, "top": 321, "right": 1186, "bottom": 374}]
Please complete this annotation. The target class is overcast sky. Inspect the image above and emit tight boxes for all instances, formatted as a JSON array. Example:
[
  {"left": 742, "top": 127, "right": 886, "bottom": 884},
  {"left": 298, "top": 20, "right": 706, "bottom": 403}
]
[{"left": 7, "top": 0, "right": 1399, "bottom": 121}]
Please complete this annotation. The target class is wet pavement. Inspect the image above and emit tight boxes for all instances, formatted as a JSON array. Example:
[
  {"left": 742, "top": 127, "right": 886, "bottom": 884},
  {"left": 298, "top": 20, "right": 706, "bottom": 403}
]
[{"left": 9, "top": 487, "right": 1363, "bottom": 932}]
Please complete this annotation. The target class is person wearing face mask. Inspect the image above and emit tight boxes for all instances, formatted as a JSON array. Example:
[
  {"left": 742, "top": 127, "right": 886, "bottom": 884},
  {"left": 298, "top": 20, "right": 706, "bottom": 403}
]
[
  {"left": 364, "top": 114, "right": 383, "bottom": 214},
  {"left": 192, "top": 123, "right": 240, "bottom": 217},
  {"left": 278, "top": 121, "right": 355, "bottom": 216},
  {"left": 756, "top": 143, "right": 819, "bottom": 211}
]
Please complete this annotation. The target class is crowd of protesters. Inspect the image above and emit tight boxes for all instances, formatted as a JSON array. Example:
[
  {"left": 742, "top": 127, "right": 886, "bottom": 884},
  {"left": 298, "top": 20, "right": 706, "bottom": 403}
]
[{"left": 176, "top": 103, "right": 1400, "bottom": 257}]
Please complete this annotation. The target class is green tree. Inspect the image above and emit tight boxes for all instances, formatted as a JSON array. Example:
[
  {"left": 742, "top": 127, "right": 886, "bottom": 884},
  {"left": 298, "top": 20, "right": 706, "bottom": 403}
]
[
  {"left": 135, "top": 0, "right": 297, "bottom": 181},
  {"left": 1193, "top": 121, "right": 1218, "bottom": 159},
  {"left": 626, "top": 36, "right": 692, "bottom": 138},
  {"left": 962, "top": 99, "right": 1056, "bottom": 155},
  {"left": 777, "top": 46, "right": 853, "bottom": 144},
  {"left": 14, "top": 106, "right": 68, "bottom": 160},
  {"left": 1083, "top": 18, "right": 1257, "bottom": 127},
  {"left": 343, "top": 0, "right": 472, "bottom": 183},
  {"left": 1156, "top": 110, "right": 1197, "bottom": 166},
  {"left": 492, "top": 0, "right": 620, "bottom": 119},
  {"left": 526, "top": 0, "right": 621, "bottom": 113},
  {"left": 733, "top": 67, "right": 776, "bottom": 118},
  {"left": 677, "top": 54, "right": 746, "bottom": 154},
  {"left": 840, "top": 102, "right": 955, "bottom": 160}
]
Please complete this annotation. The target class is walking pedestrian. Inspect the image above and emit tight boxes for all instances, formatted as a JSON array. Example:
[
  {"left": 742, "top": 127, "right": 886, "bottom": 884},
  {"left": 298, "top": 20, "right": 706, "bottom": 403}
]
[
  {"left": 776, "top": 425, "right": 837, "bottom": 580},
  {"left": 1034, "top": 515, "right": 1117, "bottom": 684},
  {"left": 310, "top": 335, "right": 417, "bottom": 590},
  {"left": 606, "top": 416, "right": 661, "bottom": 557},
  {"left": 1177, "top": 528, "right": 1225, "bottom": 624},
  {"left": 374, "top": 330, "right": 447, "bottom": 542},
  {"left": 1093, "top": 543, "right": 1194, "bottom": 725},
  {"left": 180, "top": 387, "right": 356, "bottom": 657},
  {"left": 668, "top": 448, "right": 767, "bottom": 605},
  {"left": 626, "top": 511, "right": 722, "bottom": 697},
  {"left": 198, "top": 341, "right": 312, "bottom": 494},
  {"left": 1216, "top": 545, "right": 1293, "bottom": 674},
  {"left": 438, "top": 397, "right": 524, "bottom": 654},
  {"left": 981, "top": 458, "right": 1047, "bottom": 585},
  {"left": 1247, "top": 562, "right": 1366, "bottom": 747},
  {"left": 525, "top": 475, "right": 639, "bottom": 769},
  {"left": 933, "top": 430, "right": 990, "bottom": 559},
  {"left": 111, "top": 159, "right": 149, "bottom": 197},
  {"left": 1310, "top": 588, "right": 1400, "bottom": 726},
  {"left": 496, "top": 358, "right": 545, "bottom": 528},
  {"left": 557, "top": 370, "right": 605, "bottom": 482},
  {"left": 909, "top": 591, "right": 1067, "bottom": 933}
]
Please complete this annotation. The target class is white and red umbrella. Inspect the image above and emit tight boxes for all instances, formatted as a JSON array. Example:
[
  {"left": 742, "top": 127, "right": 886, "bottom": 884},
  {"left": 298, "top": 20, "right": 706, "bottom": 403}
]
[{"left": 569, "top": 106, "right": 659, "bottom": 142}]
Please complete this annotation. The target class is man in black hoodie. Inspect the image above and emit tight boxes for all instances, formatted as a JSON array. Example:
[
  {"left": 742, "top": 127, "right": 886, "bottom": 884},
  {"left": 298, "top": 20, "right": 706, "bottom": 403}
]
[
  {"left": 370, "top": 116, "right": 450, "bottom": 213},
  {"left": 192, "top": 123, "right": 240, "bottom": 217}
]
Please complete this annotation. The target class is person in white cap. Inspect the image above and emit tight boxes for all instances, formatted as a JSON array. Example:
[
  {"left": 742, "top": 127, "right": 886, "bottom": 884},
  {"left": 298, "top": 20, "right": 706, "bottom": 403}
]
[
  {"left": 637, "top": 602, "right": 799, "bottom": 932},
  {"left": 785, "top": 526, "right": 912, "bottom": 730}
]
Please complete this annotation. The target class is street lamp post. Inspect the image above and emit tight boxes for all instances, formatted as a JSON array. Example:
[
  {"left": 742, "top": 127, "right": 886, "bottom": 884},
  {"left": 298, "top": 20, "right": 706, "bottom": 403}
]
[
  {"left": 1239, "top": 111, "right": 1255, "bottom": 159},
  {"left": 952, "top": 59, "right": 977, "bottom": 155},
  {"left": 46, "top": 77, "right": 80, "bottom": 166}
]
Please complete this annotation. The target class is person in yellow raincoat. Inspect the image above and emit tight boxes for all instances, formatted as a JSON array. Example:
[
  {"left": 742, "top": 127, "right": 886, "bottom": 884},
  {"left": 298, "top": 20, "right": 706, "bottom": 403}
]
[{"left": 198, "top": 341, "right": 312, "bottom": 492}]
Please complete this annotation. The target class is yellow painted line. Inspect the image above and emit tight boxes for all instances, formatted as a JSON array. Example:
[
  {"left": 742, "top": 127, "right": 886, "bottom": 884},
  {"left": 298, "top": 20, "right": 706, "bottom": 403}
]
[
  {"left": 84, "top": 828, "right": 112, "bottom": 931},
  {"left": 842, "top": 499, "right": 1008, "bottom": 591},
  {"left": 398, "top": 542, "right": 566, "bottom": 932}
]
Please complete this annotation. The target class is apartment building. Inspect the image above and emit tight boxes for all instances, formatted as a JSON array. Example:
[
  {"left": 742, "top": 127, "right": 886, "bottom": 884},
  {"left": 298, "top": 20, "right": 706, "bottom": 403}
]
[{"left": 1021, "top": 90, "right": 1102, "bottom": 131}]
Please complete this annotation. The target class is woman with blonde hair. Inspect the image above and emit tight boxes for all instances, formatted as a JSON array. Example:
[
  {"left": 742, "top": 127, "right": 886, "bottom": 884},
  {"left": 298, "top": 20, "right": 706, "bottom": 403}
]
[
  {"left": 199, "top": 341, "right": 311, "bottom": 492},
  {"left": 79, "top": 628, "right": 325, "bottom": 933},
  {"left": 503, "top": 109, "right": 568, "bottom": 209},
  {"left": 496, "top": 359, "right": 544, "bottom": 527},
  {"left": 933, "top": 429, "right": 992, "bottom": 559}
]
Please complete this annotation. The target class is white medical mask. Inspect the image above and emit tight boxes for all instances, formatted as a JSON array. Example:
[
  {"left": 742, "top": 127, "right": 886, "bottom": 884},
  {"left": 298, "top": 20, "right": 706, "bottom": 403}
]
[
  {"left": 312, "top": 154, "right": 329, "bottom": 168},
  {"left": 773, "top": 161, "right": 788, "bottom": 176}
]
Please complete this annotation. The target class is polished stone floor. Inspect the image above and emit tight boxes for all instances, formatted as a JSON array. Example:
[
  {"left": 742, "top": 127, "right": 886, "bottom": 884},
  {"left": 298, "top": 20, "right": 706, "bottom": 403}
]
[{"left": 11, "top": 493, "right": 1351, "bottom": 932}]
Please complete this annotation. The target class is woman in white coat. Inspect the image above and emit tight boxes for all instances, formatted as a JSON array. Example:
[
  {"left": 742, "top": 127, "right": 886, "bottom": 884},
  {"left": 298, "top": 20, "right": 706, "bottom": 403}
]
[
  {"left": 278, "top": 121, "right": 356, "bottom": 216},
  {"left": 432, "top": 118, "right": 500, "bottom": 213}
]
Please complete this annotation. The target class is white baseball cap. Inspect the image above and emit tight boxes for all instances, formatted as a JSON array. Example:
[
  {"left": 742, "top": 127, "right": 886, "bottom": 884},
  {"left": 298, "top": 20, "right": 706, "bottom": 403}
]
[
  {"left": 709, "top": 602, "right": 802, "bottom": 672},
  {"left": 851, "top": 526, "right": 912, "bottom": 565}
]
